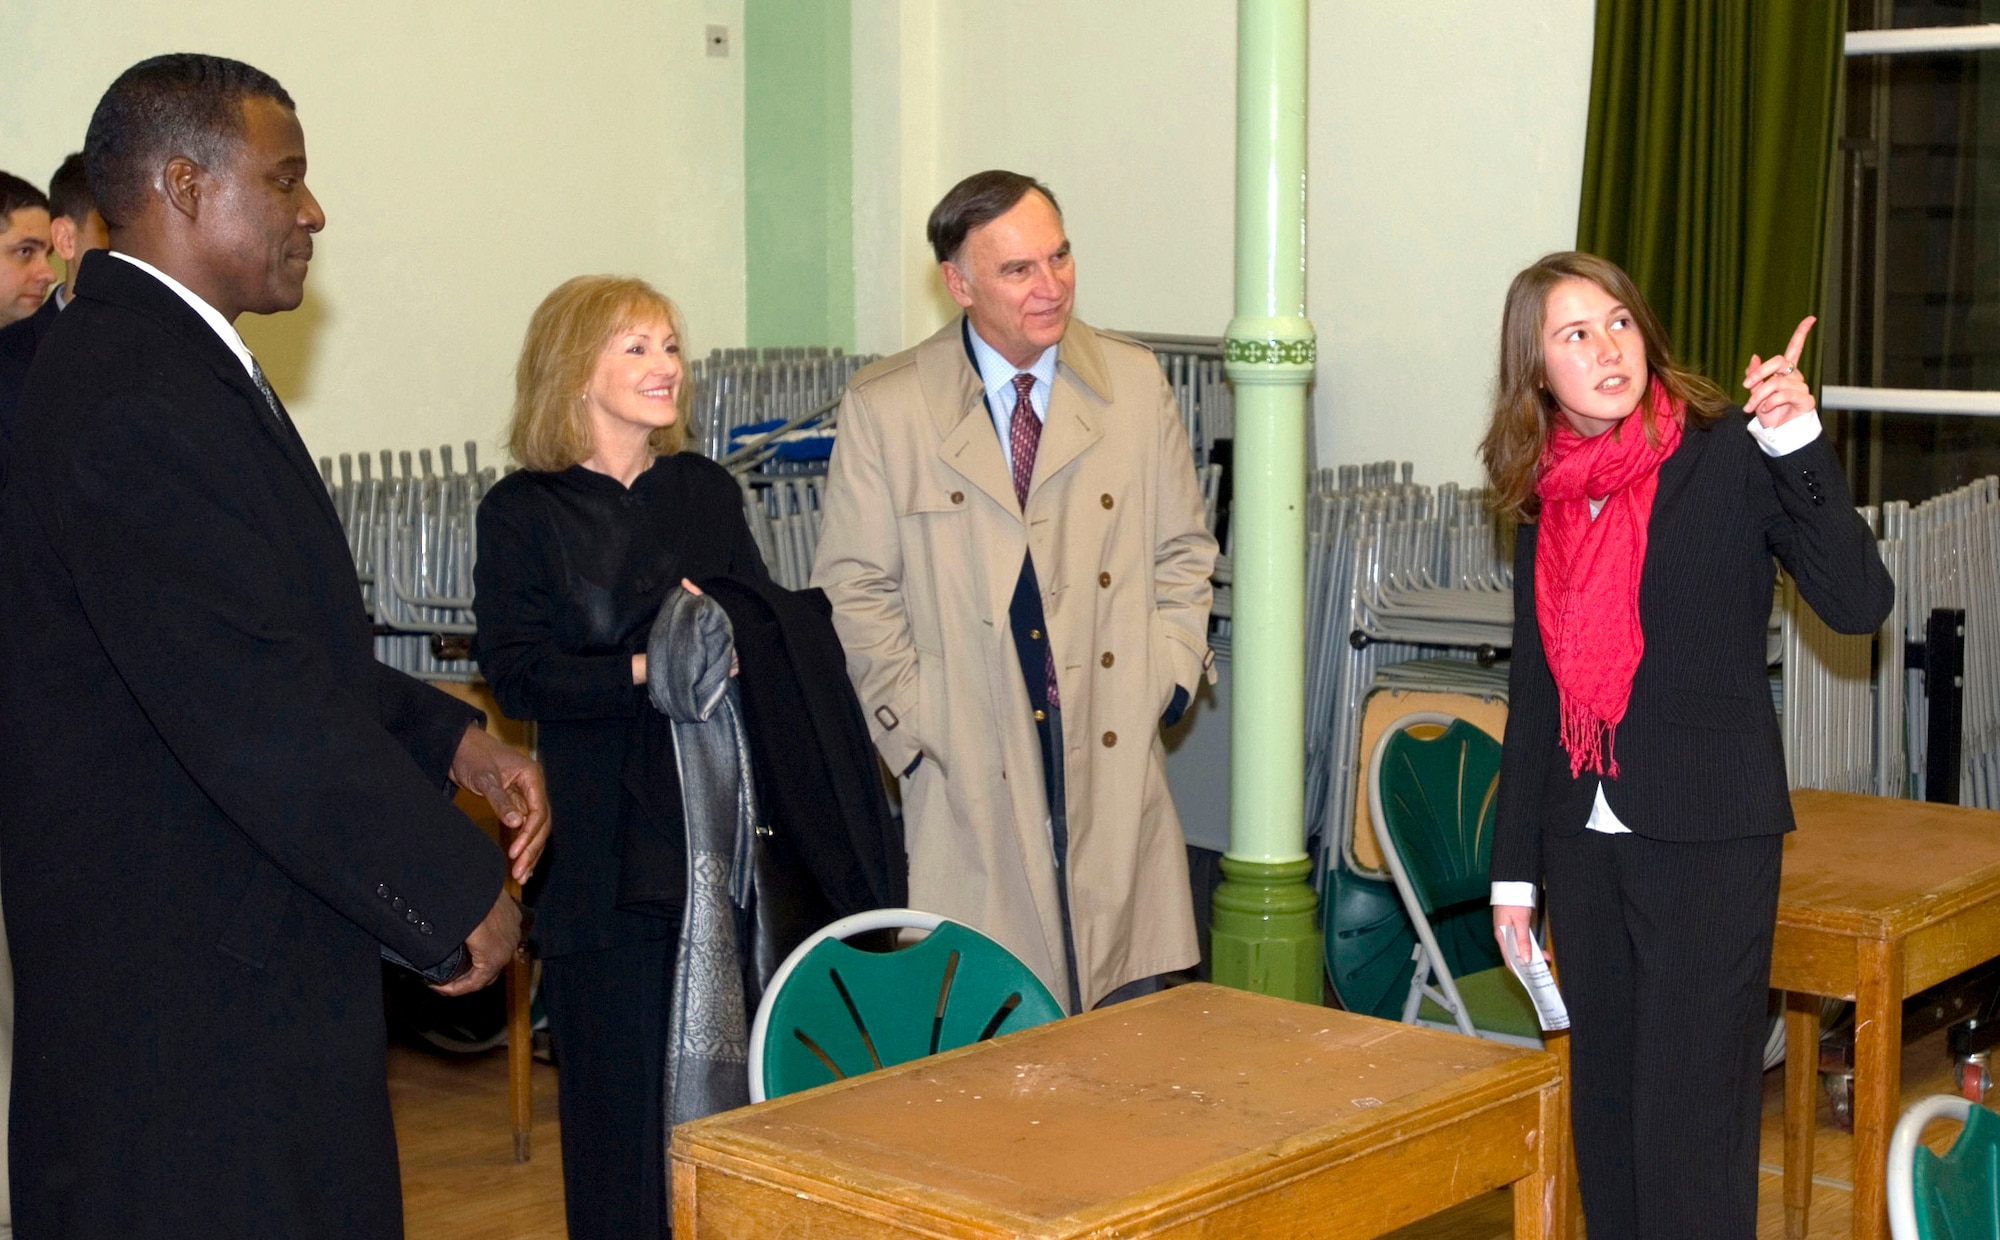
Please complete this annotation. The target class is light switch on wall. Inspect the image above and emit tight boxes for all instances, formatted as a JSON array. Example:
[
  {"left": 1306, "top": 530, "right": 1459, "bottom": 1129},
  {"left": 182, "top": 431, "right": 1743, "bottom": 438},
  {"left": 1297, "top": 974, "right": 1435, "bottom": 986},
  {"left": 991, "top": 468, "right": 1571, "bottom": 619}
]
[{"left": 706, "top": 25, "right": 729, "bottom": 57}]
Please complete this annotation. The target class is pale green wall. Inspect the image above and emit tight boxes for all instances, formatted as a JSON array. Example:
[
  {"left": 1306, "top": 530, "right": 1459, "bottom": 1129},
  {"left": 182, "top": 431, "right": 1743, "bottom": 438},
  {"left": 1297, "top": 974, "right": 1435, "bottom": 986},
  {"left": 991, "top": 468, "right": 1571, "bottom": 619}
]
[
  {"left": 0, "top": 0, "right": 748, "bottom": 464},
  {"left": 744, "top": 0, "right": 855, "bottom": 350}
]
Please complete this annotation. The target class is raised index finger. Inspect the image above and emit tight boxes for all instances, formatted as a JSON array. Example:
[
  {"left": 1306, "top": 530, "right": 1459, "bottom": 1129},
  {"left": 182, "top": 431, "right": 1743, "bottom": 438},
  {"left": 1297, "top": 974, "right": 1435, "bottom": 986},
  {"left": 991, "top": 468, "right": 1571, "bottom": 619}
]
[{"left": 1782, "top": 315, "right": 1817, "bottom": 366}]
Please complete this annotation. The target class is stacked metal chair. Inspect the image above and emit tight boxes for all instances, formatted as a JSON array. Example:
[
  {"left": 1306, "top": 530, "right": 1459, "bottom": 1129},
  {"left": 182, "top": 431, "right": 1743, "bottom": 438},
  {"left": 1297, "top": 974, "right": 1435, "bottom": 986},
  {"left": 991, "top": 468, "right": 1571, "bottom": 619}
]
[{"left": 321, "top": 443, "right": 495, "bottom": 682}]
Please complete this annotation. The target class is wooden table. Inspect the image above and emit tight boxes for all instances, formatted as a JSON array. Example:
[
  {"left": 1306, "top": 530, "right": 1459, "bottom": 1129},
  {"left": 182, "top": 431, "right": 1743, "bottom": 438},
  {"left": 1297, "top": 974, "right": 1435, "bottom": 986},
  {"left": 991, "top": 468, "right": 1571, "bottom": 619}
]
[
  {"left": 1776, "top": 789, "right": 2000, "bottom": 1240},
  {"left": 672, "top": 982, "right": 1567, "bottom": 1239}
]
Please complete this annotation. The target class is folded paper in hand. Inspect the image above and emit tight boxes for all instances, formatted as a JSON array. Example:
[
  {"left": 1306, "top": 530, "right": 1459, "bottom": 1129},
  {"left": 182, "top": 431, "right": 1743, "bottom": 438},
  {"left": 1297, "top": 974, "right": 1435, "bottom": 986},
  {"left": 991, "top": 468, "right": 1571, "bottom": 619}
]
[{"left": 1502, "top": 925, "right": 1570, "bottom": 1032}]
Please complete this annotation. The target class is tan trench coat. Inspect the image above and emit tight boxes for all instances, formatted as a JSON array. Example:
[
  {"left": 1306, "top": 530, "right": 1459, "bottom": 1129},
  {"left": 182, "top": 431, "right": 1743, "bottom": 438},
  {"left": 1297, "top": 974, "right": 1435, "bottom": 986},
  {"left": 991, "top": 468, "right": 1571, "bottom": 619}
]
[{"left": 811, "top": 316, "right": 1217, "bottom": 1010}]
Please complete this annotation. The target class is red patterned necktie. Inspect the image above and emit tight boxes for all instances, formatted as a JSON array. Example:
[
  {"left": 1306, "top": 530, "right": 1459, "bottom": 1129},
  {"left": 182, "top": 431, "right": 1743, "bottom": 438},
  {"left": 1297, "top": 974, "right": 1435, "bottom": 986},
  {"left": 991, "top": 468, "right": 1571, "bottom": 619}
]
[
  {"left": 1007, "top": 372, "right": 1060, "bottom": 709},
  {"left": 1008, "top": 373, "right": 1040, "bottom": 506}
]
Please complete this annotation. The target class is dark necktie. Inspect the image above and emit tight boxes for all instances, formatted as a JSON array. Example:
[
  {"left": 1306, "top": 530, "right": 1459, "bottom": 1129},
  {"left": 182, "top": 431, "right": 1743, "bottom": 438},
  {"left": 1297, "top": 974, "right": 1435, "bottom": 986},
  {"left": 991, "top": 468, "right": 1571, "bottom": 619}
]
[
  {"left": 1007, "top": 373, "right": 1060, "bottom": 709},
  {"left": 249, "top": 358, "right": 297, "bottom": 436}
]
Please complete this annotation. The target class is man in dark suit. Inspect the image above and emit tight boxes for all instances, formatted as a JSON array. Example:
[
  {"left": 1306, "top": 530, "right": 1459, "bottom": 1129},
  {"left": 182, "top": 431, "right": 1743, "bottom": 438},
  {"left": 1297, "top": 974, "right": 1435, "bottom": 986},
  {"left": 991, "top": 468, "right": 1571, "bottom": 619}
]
[
  {"left": 0, "top": 54, "right": 549, "bottom": 1238},
  {"left": 0, "top": 153, "right": 110, "bottom": 434}
]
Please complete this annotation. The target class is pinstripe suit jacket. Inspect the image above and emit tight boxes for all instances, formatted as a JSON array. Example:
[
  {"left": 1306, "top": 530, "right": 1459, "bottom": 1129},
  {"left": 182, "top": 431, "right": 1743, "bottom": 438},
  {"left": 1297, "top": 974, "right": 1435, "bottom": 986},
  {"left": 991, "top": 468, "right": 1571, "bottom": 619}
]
[{"left": 1491, "top": 411, "right": 1894, "bottom": 887}]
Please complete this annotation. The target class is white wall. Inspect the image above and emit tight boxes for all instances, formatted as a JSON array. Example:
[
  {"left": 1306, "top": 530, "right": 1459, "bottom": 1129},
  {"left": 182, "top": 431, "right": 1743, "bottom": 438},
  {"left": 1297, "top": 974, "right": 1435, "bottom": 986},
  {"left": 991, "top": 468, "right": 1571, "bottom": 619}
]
[
  {"left": 0, "top": 0, "right": 746, "bottom": 465},
  {"left": 1311, "top": 3, "right": 1595, "bottom": 480},
  {"left": 853, "top": 0, "right": 1596, "bottom": 485}
]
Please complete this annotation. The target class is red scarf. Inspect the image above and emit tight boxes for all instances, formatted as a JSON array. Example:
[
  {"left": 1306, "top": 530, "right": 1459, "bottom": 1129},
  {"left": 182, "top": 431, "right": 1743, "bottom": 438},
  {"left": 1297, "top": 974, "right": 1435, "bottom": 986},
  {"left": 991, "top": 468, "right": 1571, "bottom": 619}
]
[{"left": 1533, "top": 378, "right": 1684, "bottom": 778}]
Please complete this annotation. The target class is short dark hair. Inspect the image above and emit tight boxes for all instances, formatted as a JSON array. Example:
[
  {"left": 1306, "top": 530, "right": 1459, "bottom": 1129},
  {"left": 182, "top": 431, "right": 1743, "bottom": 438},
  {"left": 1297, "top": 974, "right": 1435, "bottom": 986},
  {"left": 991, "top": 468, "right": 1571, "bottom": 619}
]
[
  {"left": 84, "top": 53, "right": 296, "bottom": 229},
  {"left": 0, "top": 171, "right": 49, "bottom": 222},
  {"left": 48, "top": 153, "right": 95, "bottom": 225},
  {"left": 926, "top": 170, "right": 1061, "bottom": 265}
]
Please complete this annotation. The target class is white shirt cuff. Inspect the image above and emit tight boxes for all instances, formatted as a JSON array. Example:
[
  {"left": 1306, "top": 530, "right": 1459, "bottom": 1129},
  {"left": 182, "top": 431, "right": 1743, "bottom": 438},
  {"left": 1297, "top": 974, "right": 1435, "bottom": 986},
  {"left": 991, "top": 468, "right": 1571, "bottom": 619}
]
[
  {"left": 1490, "top": 881, "right": 1537, "bottom": 908},
  {"left": 1745, "top": 408, "right": 1822, "bottom": 457}
]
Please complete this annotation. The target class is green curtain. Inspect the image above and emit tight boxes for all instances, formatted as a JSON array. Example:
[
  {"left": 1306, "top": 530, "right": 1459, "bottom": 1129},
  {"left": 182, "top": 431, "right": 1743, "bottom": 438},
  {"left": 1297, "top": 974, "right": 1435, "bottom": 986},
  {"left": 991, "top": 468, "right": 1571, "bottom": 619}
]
[{"left": 1576, "top": 1, "right": 1845, "bottom": 390}]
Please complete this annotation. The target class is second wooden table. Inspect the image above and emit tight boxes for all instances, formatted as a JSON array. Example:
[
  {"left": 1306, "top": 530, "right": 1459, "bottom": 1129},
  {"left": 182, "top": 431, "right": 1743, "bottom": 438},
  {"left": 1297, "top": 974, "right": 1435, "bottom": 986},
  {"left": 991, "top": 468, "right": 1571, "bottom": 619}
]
[{"left": 1775, "top": 789, "right": 2000, "bottom": 1240}]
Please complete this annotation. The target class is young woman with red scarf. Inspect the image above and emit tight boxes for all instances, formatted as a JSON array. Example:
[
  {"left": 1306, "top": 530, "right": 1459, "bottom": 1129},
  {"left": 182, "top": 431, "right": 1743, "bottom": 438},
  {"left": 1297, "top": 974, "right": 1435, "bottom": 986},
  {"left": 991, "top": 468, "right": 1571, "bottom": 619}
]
[{"left": 1481, "top": 252, "right": 1893, "bottom": 1239}]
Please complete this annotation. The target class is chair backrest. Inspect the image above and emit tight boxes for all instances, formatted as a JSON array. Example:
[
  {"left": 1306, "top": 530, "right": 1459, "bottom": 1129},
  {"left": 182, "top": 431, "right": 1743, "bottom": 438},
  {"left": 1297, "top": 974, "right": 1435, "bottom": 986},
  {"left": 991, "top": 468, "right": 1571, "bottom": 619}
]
[
  {"left": 1890, "top": 1094, "right": 2000, "bottom": 1240},
  {"left": 748, "top": 908, "right": 1063, "bottom": 1102},
  {"left": 1369, "top": 714, "right": 1503, "bottom": 914}
]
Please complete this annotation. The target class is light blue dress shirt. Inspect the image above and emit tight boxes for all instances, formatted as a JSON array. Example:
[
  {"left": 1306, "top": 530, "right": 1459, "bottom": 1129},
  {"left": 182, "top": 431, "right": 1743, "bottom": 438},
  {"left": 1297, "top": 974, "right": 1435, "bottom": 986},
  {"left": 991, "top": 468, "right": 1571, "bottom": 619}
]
[{"left": 966, "top": 322, "right": 1058, "bottom": 476}]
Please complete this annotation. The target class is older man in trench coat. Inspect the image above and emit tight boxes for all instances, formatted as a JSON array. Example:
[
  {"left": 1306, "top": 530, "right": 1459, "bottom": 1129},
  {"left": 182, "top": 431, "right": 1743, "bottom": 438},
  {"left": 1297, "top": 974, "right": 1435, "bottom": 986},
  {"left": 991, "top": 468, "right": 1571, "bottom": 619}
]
[{"left": 813, "top": 171, "right": 1216, "bottom": 1012}]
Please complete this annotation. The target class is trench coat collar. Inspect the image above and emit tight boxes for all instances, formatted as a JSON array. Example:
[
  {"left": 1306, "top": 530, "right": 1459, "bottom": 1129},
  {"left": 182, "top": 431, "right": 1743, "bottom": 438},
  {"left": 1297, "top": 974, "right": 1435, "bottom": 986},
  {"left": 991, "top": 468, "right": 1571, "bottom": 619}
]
[{"left": 917, "top": 314, "right": 1113, "bottom": 520}]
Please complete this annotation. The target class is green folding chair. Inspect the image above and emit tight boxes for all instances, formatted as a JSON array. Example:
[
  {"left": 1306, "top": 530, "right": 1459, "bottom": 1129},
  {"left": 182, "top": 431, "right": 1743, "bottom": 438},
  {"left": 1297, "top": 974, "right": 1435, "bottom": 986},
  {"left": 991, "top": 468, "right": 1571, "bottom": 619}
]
[
  {"left": 748, "top": 909, "right": 1064, "bottom": 1102},
  {"left": 1367, "top": 712, "right": 1542, "bottom": 1047},
  {"left": 1889, "top": 1095, "right": 2000, "bottom": 1240}
]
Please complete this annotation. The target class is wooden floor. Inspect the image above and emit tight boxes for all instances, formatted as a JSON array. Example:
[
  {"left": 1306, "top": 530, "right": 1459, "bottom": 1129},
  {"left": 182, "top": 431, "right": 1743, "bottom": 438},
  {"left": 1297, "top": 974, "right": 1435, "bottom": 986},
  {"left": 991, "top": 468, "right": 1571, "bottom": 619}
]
[
  {"left": 392, "top": 1044, "right": 568, "bottom": 1240},
  {"left": 389, "top": 1025, "right": 1970, "bottom": 1239}
]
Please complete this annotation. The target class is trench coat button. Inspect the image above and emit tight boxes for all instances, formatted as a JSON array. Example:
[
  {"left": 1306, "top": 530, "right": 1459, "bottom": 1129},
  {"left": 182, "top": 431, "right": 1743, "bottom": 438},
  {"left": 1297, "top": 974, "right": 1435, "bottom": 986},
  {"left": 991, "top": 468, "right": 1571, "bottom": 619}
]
[
  {"left": 951, "top": 491, "right": 964, "bottom": 504},
  {"left": 419, "top": 921, "right": 433, "bottom": 935},
  {"left": 1101, "top": 652, "right": 1115, "bottom": 668},
  {"left": 1034, "top": 709, "right": 1047, "bottom": 722},
  {"left": 1029, "top": 628, "right": 1042, "bottom": 640},
  {"left": 1100, "top": 493, "right": 1114, "bottom": 509},
  {"left": 1099, "top": 571, "right": 1111, "bottom": 588},
  {"left": 1102, "top": 731, "right": 1117, "bottom": 747}
]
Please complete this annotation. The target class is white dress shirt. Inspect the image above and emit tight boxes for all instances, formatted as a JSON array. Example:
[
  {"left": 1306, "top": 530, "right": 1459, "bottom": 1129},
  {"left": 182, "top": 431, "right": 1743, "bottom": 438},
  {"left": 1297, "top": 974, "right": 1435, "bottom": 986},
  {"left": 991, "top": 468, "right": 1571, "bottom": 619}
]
[
  {"left": 109, "top": 251, "right": 257, "bottom": 379},
  {"left": 966, "top": 323, "right": 1058, "bottom": 476},
  {"left": 1489, "top": 409, "right": 1823, "bottom": 909}
]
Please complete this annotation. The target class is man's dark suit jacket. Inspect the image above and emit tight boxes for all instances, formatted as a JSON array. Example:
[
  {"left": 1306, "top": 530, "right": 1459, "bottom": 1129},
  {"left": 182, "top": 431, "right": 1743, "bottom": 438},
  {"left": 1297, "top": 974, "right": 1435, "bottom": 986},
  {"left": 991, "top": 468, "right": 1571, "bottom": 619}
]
[
  {"left": 0, "top": 288, "right": 62, "bottom": 469},
  {"left": 1492, "top": 411, "right": 1896, "bottom": 884},
  {"left": 0, "top": 251, "right": 505, "bottom": 1238}
]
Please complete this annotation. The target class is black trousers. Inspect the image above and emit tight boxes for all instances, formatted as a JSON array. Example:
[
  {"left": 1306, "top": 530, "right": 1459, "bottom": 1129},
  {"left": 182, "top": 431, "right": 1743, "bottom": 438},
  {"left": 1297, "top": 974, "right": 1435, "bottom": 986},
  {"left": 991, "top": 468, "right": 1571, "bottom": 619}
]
[
  {"left": 540, "top": 936, "right": 676, "bottom": 1240},
  {"left": 1544, "top": 829, "right": 1781, "bottom": 1240}
]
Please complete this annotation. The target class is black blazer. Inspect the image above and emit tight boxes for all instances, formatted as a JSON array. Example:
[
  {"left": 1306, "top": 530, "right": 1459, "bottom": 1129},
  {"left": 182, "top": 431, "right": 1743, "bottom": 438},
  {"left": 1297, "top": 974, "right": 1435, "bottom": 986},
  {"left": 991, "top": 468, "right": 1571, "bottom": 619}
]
[
  {"left": 1491, "top": 412, "right": 1894, "bottom": 886},
  {"left": 705, "top": 573, "right": 907, "bottom": 917},
  {"left": 0, "top": 251, "right": 506, "bottom": 1238}
]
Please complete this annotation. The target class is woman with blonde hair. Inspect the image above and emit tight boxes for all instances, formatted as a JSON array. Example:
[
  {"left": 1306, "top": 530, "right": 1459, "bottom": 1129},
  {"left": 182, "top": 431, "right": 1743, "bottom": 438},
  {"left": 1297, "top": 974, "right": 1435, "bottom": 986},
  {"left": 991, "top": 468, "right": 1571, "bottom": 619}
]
[
  {"left": 1482, "top": 252, "right": 1891, "bottom": 1238},
  {"left": 473, "top": 275, "right": 767, "bottom": 1240}
]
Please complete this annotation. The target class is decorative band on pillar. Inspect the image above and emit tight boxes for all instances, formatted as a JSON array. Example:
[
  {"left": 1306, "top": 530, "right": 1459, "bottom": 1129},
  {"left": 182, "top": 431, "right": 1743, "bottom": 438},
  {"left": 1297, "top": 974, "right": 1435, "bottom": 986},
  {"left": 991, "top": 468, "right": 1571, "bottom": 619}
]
[
  {"left": 1224, "top": 317, "right": 1318, "bottom": 387},
  {"left": 1222, "top": 337, "right": 1317, "bottom": 367}
]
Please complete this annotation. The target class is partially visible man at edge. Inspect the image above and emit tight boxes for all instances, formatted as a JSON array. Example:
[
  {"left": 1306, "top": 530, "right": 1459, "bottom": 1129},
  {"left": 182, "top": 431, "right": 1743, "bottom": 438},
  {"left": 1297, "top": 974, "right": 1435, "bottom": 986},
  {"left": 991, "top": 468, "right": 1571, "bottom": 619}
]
[
  {"left": 0, "top": 53, "right": 549, "bottom": 1238},
  {"left": 1, "top": 153, "right": 112, "bottom": 431},
  {"left": 811, "top": 170, "right": 1217, "bottom": 1014},
  {"left": 0, "top": 150, "right": 110, "bottom": 1240},
  {"left": 0, "top": 173, "right": 54, "bottom": 328}
]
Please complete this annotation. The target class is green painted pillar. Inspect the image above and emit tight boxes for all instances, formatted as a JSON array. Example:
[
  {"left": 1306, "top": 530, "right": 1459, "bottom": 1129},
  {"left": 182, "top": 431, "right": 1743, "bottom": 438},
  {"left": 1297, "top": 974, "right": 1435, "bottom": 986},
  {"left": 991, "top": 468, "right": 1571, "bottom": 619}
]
[{"left": 1211, "top": 0, "right": 1320, "bottom": 1004}]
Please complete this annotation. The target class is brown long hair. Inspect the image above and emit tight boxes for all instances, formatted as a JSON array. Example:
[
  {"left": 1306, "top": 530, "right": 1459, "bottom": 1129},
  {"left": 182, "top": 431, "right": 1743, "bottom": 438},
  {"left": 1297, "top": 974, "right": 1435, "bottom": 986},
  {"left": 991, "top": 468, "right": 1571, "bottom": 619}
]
[
  {"left": 1479, "top": 252, "right": 1727, "bottom": 521},
  {"left": 507, "top": 275, "right": 690, "bottom": 471}
]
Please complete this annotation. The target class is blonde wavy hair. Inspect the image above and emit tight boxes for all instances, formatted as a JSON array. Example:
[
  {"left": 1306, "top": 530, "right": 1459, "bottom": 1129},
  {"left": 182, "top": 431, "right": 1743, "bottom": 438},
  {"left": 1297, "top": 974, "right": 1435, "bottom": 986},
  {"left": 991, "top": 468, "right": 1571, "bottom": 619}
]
[
  {"left": 1478, "top": 252, "right": 1727, "bottom": 522},
  {"left": 507, "top": 275, "right": 690, "bottom": 471}
]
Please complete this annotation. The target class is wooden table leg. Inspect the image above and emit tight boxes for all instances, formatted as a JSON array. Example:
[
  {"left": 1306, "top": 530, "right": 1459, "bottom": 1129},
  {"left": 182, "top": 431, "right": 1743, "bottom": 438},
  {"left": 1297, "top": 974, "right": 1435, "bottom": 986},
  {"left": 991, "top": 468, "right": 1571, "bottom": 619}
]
[
  {"left": 505, "top": 874, "right": 532, "bottom": 1163},
  {"left": 1514, "top": 1073, "right": 1566, "bottom": 1238},
  {"left": 1851, "top": 941, "right": 1905, "bottom": 1240},
  {"left": 1783, "top": 991, "right": 1819, "bottom": 1240}
]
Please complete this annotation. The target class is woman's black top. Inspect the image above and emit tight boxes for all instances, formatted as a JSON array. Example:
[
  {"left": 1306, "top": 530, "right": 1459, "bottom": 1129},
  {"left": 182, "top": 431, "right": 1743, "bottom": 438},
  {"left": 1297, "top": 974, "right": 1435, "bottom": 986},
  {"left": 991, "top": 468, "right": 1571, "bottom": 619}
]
[{"left": 472, "top": 453, "right": 769, "bottom": 958}]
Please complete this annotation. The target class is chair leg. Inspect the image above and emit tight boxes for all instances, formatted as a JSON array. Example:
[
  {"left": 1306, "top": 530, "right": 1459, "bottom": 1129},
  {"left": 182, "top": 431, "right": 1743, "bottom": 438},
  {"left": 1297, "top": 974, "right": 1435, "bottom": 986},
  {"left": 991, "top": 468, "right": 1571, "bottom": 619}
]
[{"left": 1401, "top": 943, "right": 1428, "bottom": 1024}]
